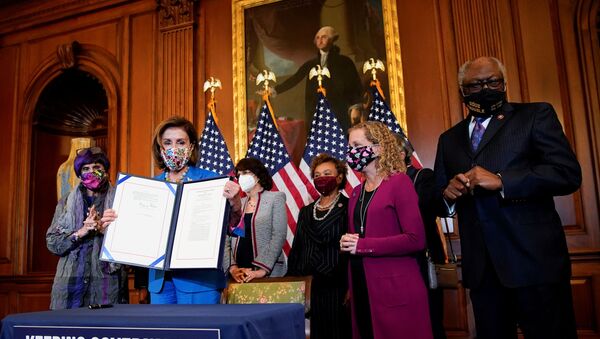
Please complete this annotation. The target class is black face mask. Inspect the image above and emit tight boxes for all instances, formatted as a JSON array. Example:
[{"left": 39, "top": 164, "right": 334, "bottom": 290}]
[{"left": 463, "top": 89, "right": 506, "bottom": 117}]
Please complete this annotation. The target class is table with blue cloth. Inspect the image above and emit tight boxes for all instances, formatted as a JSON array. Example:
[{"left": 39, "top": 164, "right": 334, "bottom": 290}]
[{"left": 0, "top": 304, "right": 304, "bottom": 339}]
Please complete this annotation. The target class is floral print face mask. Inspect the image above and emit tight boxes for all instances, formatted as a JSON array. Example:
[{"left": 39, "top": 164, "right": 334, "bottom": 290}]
[
  {"left": 161, "top": 147, "right": 191, "bottom": 171},
  {"left": 346, "top": 145, "right": 377, "bottom": 172},
  {"left": 80, "top": 170, "right": 107, "bottom": 191}
]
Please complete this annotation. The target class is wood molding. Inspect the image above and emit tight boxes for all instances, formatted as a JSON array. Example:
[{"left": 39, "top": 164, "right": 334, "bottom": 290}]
[
  {"left": 156, "top": 0, "right": 197, "bottom": 122},
  {"left": 575, "top": 0, "right": 600, "bottom": 233},
  {"left": 436, "top": 0, "right": 463, "bottom": 128},
  {"left": 450, "top": 0, "right": 504, "bottom": 65},
  {"left": 16, "top": 43, "right": 121, "bottom": 275},
  {"left": 157, "top": 0, "right": 196, "bottom": 29},
  {"left": 0, "top": 0, "right": 131, "bottom": 36}
]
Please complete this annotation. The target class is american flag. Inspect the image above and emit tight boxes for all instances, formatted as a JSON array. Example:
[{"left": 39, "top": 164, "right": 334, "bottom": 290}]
[
  {"left": 197, "top": 109, "right": 234, "bottom": 175},
  {"left": 247, "top": 99, "right": 320, "bottom": 255},
  {"left": 368, "top": 85, "right": 423, "bottom": 168},
  {"left": 299, "top": 92, "right": 361, "bottom": 195}
]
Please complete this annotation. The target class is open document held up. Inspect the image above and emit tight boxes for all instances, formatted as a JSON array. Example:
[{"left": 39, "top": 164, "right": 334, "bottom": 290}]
[{"left": 100, "top": 173, "right": 230, "bottom": 270}]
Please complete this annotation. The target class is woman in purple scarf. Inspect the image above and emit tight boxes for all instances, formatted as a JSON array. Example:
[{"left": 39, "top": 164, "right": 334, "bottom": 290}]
[{"left": 46, "top": 147, "right": 127, "bottom": 309}]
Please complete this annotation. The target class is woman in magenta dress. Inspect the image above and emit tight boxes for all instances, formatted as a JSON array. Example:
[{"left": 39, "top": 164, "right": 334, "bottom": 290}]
[{"left": 340, "top": 121, "right": 432, "bottom": 339}]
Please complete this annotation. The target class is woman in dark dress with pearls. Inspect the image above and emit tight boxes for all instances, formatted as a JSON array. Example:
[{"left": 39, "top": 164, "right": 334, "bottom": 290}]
[{"left": 287, "top": 153, "right": 351, "bottom": 339}]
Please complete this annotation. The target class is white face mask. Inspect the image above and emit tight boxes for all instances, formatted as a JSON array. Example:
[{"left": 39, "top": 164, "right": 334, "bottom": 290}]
[{"left": 238, "top": 174, "right": 257, "bottom": 193}]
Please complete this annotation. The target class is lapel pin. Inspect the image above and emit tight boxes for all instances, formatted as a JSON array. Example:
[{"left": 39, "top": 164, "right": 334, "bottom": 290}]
[{"left": 497, "top": 114, "right": 504, "bottom": 120}]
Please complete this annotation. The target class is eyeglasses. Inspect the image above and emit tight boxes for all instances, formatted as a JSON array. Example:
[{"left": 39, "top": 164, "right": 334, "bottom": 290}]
[
  {"left": 461, "top": 78, "right": 505, "bottom": 95},
  {"left": 76, "top": 147, "right": 103, "bottom": 156}
]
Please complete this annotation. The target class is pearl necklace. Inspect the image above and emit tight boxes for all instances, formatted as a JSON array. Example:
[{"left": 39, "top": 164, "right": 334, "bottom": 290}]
[{"left": 313, "top": 192, "right": 341, "bottom": 221}]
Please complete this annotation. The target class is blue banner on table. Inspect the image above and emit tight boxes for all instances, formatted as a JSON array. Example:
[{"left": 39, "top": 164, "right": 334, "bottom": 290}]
[
  {"left": 1, "top": 304, "right": 305, "bottom": 339},
  {"left": 13, "top": 325, "right": 220, "bottom": 339}
]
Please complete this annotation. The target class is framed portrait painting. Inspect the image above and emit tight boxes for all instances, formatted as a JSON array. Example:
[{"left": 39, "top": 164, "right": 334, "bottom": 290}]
[{"left": 232, "top": 0, "right": 406, "bottom": 163}]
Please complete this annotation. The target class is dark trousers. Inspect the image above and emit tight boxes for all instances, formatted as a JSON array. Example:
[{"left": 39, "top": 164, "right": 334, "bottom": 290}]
[
  {"left": 469, "top": 262, "right": 577, "bottom": 339},
  {"left": 428, "top": 287, "right": 446, "bottom": 339}
]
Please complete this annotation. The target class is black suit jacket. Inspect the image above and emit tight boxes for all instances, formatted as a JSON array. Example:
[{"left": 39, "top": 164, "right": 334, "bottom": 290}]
[
  {"left": 407, "top": 166, "right": 446, "bottom": 264},
  {"left": 275, "top": 46, "right": 363, "bottom": 131},
  {"left": 433, "top": 102, "right": 581, "bottom": 289}
]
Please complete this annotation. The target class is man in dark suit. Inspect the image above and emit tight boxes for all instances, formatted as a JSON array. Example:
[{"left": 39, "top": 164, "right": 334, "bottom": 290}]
[
  {"left": 275, "top": 26, "right": 363, "bottom": 132},
  {"left": 433, "top": 56, "right": 581, "bottom": 339}
]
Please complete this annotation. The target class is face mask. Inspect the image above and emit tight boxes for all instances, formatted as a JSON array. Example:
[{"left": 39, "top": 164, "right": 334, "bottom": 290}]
[
  {"left": 463, "top": 89, "right": 506, "bottom": 117},
  {"left": 81, "top": 170, "right": 107, "bottom": 191},
  {"left": 161, "top": 147, "right": 191, "bottom": 171},
  {"left": 313, "top": 175, "right": 339, "bottom": 195},
  {"left": 238, "top": 174, "right": 257, "bottom": 193},
  {"left": 346, "top": 145, "right": 377, "bottom": 172}
]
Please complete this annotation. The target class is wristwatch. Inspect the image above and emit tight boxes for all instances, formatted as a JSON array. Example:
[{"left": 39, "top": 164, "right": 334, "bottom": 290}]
[{"left": 71, "top": 232, "right": 80, "bottom": 243}]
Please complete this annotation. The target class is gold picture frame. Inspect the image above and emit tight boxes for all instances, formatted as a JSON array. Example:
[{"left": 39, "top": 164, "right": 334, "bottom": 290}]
[{"left": 232, "top": 0, "right": 406, "bottom": 161}]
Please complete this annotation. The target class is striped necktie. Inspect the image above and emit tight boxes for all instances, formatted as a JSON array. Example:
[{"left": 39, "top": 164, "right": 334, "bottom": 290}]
[{"left": 471, "top": 117, "right": 486, "bottom": 151}]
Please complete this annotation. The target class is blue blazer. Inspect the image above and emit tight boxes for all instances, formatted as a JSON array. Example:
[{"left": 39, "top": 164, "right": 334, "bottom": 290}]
[
  {"left": 148, "top": 166, "right": 228, "bottom": 293},
  {"left": 434, "top": 102, "right": 581, "bottom": 289}
]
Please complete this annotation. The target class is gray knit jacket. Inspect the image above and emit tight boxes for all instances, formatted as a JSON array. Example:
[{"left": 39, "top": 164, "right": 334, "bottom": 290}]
[{"left": 223, "top": 190, "right": 287, "bottom": 277}]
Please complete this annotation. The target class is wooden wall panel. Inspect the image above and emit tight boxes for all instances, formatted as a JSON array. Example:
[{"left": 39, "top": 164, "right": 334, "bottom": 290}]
[
  {"left": 442, "top": 285, "right": 472, "bottom": 337},
  {"left": 0, "top": 274, "right": 143, "bottom": 318},
  {"left": 16, "top": 293, "right": 51, "bottom": 314},
  {"left": 516, "top": 0, "right": 563, "bottom": 105},
  {"left": 156, "top": 0, "right": 196, "bottom": 123},
  {"left": 0, "top": 275, "right": 53, "bottom": 317},
  {"left": 0, "top": 292, "right": 9, "bottom": 318},
  {"left": 451, "top": 0, "right": 505, "bottom": 64},
  {"left": 201, "top": 0, "right": 234, "bottom": 160},
  {"left": 128, "top": 12, "right": 157, "bottom": 176},
  {"left": 0, "top": 45, "right": 18, "bottom": 276},
  {"left": 572, "top": 275, "right": 596, "bottom": 332},
  {"left": 20, "top": 23, "right": 119, "bottom": 94},
  {"left": 28, "top": 132, "right": 69, "bottom": 274},
  {"left": 158, "top": 27, "right": 195, "bottom": 120},
  {"left": 556, "top": 0, "right": 600, "bottom": 249},
  {"left": 571, "top": 257, "right": 600, "bottom": 338},
  {"left": 395, "top": 0, "right": 451, "bottom": 168},
  {"left": 515, "top": 0, "right": 591, "bottom": 244}
]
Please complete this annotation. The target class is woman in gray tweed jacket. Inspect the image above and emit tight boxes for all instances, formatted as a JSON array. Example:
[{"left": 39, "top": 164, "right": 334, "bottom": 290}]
[{"left": 224, "top": 158, "right": 287, "bottom": 282}]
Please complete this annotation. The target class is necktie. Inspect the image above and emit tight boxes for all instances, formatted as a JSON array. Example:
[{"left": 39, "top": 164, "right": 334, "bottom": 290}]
[{"left": 471, "top": 117, "right": 486, "bottom": 151}]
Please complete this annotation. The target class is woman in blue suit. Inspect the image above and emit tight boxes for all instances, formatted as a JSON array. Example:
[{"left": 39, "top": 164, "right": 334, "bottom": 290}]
[{"left": 149, "top": 116, "right": 242, "bottom": 304}]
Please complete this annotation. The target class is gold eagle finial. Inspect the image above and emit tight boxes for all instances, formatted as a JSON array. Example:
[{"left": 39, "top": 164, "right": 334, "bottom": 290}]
[
  {"left": 363, "top": 58, "right": 385, "bottom": 81},
  {"left": 308, "top": 65, "right": 331, "bottom": 90},
  {"left": 256, "top": 70, "right": 277, "bottom": 96},
  {"left": 203, "top": 77, "right": 222, "bottom": 100}
]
